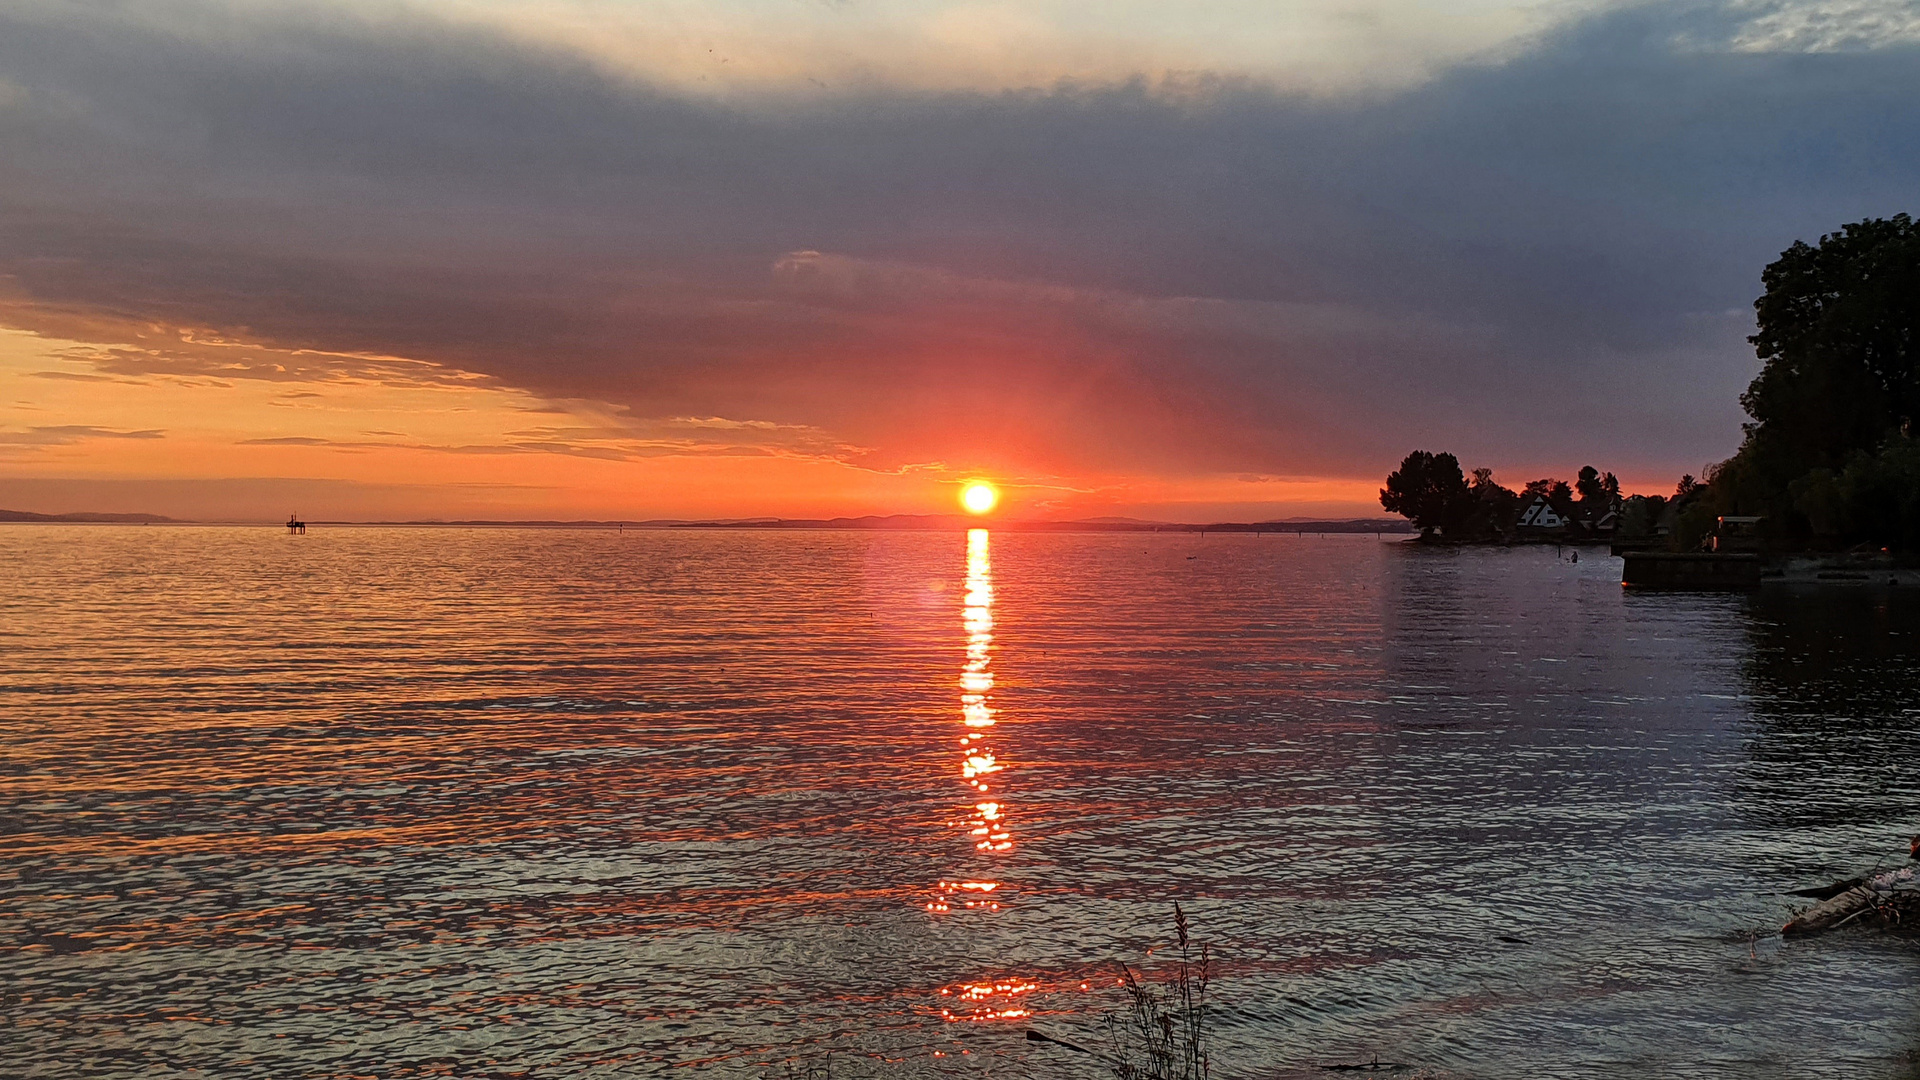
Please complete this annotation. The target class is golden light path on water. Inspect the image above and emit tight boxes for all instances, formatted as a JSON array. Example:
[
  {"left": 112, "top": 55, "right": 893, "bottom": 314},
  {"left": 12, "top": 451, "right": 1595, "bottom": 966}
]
[
  {"left": 960, "top": 528, "right": 1009, "bottom": 854},
  {"left": 932, "top": 529, "right": 1039, "bottom": 1024}
]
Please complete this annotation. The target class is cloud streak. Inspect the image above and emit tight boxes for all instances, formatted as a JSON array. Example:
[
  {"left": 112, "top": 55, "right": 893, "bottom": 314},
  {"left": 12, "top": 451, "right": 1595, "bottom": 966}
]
[{"left": 0, "top": 425, "right": 165, "bottom": 445}]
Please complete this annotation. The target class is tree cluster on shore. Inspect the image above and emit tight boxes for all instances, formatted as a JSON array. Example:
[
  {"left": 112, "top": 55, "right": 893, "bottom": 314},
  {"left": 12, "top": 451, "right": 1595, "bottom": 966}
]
[
  {"left": 1702, "top": 214, "right": 1920, "bottom": 551},
  {"left": 1382, "top": 213, "right": 1920, "bottom": 551},
  {"left": 1380, "top": 451, "right": 1638, "bottom": 541}
]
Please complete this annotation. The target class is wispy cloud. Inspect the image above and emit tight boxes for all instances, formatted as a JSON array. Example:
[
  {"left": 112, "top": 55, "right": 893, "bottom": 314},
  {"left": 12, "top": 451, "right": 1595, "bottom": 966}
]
[
  {"left": 27, "top": 370, "right": 124, "bottom": 382},
  {"left": 0, "top": 425, "right": 164, "bottom": 445},
  {"left": 1724, "top": 0, "right": 1920, "bottom": 51},
  {"left": 232, "top": 415, "right": 870, "bottom": 463}
]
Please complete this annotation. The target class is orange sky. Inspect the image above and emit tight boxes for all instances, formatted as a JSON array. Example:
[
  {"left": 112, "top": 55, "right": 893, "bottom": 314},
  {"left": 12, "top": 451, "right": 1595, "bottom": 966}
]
[{"left": 0, "top": 321, "right": 1385, "bottom": 521}]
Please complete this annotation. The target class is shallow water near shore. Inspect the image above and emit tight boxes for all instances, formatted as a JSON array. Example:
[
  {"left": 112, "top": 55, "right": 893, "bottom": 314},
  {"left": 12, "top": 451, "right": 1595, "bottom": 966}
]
[{"left": 4, "top": 526, "right": 1919, "bottom": 1079}]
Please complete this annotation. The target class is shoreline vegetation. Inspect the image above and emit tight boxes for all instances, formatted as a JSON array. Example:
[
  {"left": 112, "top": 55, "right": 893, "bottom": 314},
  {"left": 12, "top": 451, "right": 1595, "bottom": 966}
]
[
  {"left": 1379, "top": 449, "right": 1653, "bottom": 547},
  {"left": 1382, "top": 213, "right": 1920, "bottom": 556}
]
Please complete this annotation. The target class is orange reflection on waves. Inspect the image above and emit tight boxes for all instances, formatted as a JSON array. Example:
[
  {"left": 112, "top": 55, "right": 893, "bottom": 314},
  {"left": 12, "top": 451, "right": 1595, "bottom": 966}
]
[
  {"left": 959, "top": 529, "right": 1010, "bottom": 852},
  {"left": 937, "top": 978, "right": 1037, "bottom": 1022},
  {"left": 924, "top": 879, "right": 1005, "bottom": 913},
  {"left": 928, "top": 529, "right": 1014, "bottom": 918}
]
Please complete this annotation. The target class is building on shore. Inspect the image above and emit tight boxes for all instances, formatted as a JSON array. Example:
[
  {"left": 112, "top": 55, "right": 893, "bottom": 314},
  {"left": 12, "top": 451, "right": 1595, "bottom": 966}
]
[
  {"left": 1516, "top": 495, "right": 1571, "bottom": 536},
  {"left": 1514, "top": 493, "right": 1623, "bottom": 542}
]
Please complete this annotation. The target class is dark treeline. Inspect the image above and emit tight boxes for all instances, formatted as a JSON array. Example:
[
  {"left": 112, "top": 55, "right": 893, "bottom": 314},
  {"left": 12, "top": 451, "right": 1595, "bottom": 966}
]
[
  {"left": 1702, "top": 213, "right": 1920, "bottom": 551},
  {"left": 1379, "top": 451, "right": 1654, "bottom": 541},
  {"left": 1383, "top": 213, "right": 1920, "bottom": 551}
]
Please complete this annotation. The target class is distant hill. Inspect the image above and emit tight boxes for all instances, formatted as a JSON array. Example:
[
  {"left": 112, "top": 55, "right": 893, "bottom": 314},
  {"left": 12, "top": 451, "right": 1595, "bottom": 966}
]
[
  {"left": 0, "top": 509, "right": 175, "bottom": 523},
  {"left": 374, "top": 519, "right": 702, "bottom": 527}
]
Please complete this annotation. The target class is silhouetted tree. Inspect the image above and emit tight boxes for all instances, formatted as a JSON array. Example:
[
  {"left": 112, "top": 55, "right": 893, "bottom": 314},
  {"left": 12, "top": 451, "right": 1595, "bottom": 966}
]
[
  {"left": 1744, "top": 214, "right": 1920, "bottom": 474},
  {"left": 1381, "top": 451, "right": 1471, "bottom": 537},
  {"left": 1576, "top": 465, "right": 1605, "bottom": 504},
  {"left": 1618, "top": 493, "right": 1668, "bottom": 539},
  {"left": 1783, "top": 438, "right": 1920, "bottom": 549},
  {"left": 1674, "top": 471, "right": 1719, "bottom": 551},
  {"left": 1837, "top": 439, "right": 1920, "bottom": 549},
  {"left": 1708, "top": 214, "right": 1920, "bottom": 545},
  {"left": 1788, "top": 468, "right": 1846, "bottom": 539},
  {"left": 1569, "top": 466, "right": 1622, "bottom": 530},
  {"left": 1523, "top": 478, "right": 1576, "bottom": 518},
  {"left": 1466, "top": 468, "right": 1521, "bottom": 538}
]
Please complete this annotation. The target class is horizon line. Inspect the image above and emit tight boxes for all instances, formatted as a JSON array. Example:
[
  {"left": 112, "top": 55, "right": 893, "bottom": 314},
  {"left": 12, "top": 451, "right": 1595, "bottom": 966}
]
[{"left": 0, "top": 509, "right": 1415, "bottom": 532}]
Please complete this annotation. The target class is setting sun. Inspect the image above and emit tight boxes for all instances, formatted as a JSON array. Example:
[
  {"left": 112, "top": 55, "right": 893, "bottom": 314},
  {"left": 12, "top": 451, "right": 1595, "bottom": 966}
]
[{"left": 960, "top": 482, "right": 999, "bottom": 514}]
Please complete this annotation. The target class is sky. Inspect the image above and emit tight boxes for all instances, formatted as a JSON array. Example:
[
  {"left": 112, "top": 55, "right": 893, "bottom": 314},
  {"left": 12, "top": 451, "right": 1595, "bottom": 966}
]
[{"left": 1, "top": 0, "right": 1917, "bottom": 522}]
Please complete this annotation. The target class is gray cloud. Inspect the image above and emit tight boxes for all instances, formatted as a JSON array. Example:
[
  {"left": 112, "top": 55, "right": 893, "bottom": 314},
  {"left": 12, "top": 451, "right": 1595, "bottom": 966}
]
[{"left": 0, "top": 1, "right": 1915, "bottom": 485}]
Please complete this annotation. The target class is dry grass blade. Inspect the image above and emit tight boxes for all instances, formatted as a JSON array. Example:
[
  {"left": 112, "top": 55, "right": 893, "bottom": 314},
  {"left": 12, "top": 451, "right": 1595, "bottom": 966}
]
[{"left": 1104, "top": 903, "right": 1211, "bottom": 1080}]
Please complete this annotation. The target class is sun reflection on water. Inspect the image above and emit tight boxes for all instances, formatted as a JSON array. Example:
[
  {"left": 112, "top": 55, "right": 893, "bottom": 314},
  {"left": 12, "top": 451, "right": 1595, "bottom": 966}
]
[
  {"left": 959, "top": 529, "right": 1009, "bottom": 852},
  {"left": 926, "top": 531, "right": 1012, "bottom": 908},
  {"left": 926, "top": 529, "right": 1033, "bottom": 1023},
  {"left": 937, "top": 979, "right": 1036, "bottom": 1022}
]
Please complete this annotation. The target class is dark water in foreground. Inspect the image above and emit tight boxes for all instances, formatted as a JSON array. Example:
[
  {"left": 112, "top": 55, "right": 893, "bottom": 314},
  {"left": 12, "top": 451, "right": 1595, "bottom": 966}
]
[{"left": 3, "top": 527, "right": 1919, "bottom": 1079}]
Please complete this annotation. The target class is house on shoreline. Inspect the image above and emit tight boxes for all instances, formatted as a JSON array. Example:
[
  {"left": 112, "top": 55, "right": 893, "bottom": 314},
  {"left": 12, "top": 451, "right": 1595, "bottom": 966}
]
[
  {"left": 1514, "top": 493, "right": 1619, "bottom": 541},
  {"left": 1516, "top": 495, "right": 1570, "bottom": 535}
]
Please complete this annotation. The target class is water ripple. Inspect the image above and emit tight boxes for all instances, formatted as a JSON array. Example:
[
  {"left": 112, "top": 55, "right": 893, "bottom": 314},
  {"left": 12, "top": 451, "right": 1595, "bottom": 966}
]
[{"left": 3, "top": 527, "right": 1918, "bottom": 1078}]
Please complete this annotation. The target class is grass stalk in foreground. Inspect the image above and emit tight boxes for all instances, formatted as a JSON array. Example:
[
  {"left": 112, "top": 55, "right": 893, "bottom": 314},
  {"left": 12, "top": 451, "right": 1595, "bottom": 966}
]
[{"left": 1104, "top": 903, "right": 1211, "bottom": 1080}]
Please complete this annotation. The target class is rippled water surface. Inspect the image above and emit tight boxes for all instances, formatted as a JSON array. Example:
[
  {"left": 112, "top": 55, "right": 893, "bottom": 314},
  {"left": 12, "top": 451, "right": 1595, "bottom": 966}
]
[{"left": 5, "top": 526, "right": 1920, "bottom": 1079}]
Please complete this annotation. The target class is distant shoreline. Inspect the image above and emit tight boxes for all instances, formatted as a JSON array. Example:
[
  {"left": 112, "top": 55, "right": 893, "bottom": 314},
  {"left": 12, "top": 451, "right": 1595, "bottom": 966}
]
[
  {"left": 0, "top": 509, "right": 177, "bottom": 524},
  {"left": 0, "top": 509, "right": 1413, "bottom": 534}
]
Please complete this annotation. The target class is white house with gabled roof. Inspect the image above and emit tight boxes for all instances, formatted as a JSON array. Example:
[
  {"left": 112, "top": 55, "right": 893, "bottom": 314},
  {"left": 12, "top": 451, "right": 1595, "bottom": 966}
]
[{"left": 1517, "top": 495, "right": 1570, "bottom": 532}]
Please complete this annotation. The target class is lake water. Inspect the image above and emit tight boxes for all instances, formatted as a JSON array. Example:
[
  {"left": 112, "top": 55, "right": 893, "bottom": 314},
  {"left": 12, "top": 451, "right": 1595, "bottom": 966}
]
[{"left": 4, "top": 526, "right": 1918, "bottom": 1079}]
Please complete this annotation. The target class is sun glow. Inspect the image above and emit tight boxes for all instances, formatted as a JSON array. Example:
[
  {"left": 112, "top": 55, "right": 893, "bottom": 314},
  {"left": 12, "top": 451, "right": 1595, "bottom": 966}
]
[{"left": 961, "top": 482, "right": 998, "bottom": 514}]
